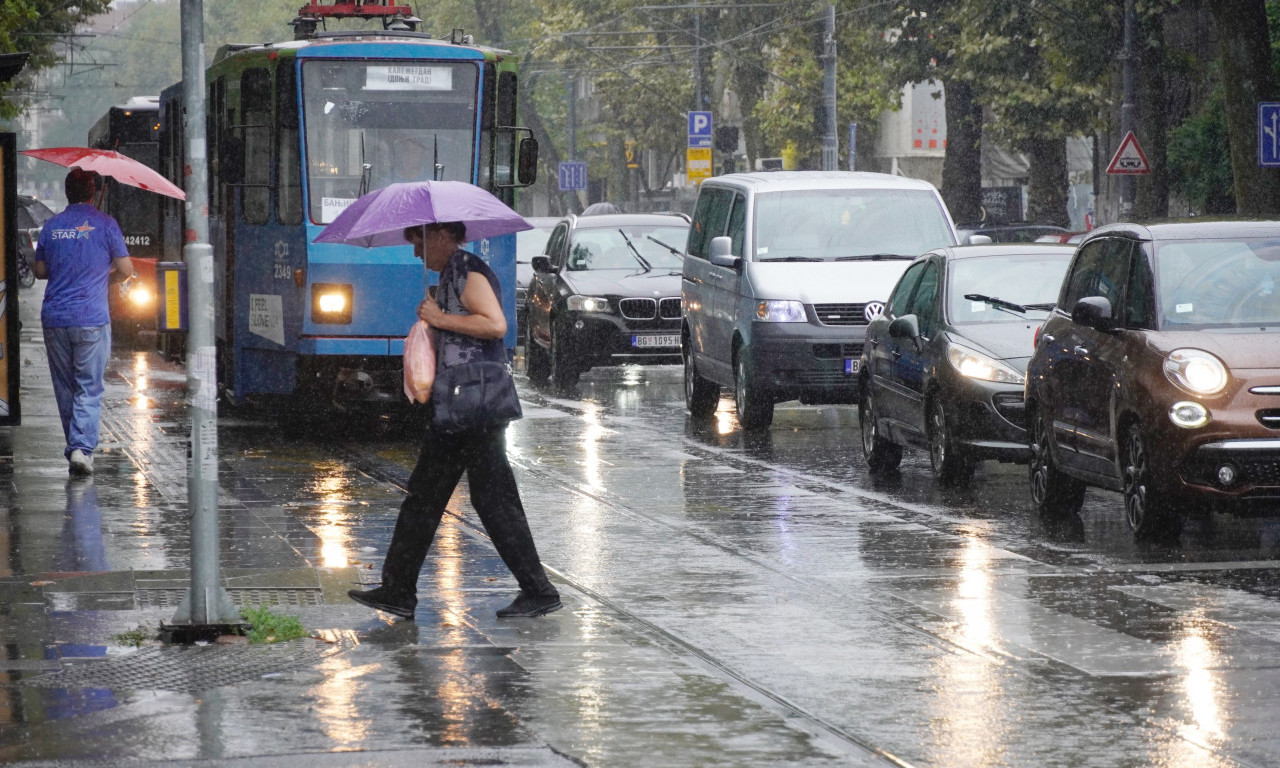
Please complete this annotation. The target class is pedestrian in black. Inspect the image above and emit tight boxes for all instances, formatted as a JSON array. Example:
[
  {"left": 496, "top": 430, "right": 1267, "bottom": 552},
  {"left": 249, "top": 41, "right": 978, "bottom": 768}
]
[{"left": 349, "top": 221, "right": 561, "bottom": 620}]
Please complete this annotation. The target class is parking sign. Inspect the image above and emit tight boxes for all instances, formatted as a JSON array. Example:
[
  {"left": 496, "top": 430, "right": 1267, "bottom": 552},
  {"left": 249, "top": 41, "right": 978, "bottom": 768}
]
[
  {"left": 1260, "top": 103, "right": 1280, "bottom": 167},
  {"left": 688, "top": 111, "right": 712, "bottom": 148},
  {"left": 558, "top": 161, "right": 587, "bottom": 191}
]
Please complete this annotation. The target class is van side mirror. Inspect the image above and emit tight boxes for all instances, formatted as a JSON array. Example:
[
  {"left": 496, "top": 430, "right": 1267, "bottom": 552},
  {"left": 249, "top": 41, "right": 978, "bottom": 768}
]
[
  {"left": 888, "top": 314, "right": 920, "bottom": 340},
  {"left": 531, "top": 255, "right": 554, "bottom": 274},
  {"left": 708, "top": 236, "right": 738, "bottom": 268},
  {"left": 967, "top": 234, "right": 993, "bottom": 245},
  {"left": 1071, "top": 296, "right": 1114, "bottom": 331}
]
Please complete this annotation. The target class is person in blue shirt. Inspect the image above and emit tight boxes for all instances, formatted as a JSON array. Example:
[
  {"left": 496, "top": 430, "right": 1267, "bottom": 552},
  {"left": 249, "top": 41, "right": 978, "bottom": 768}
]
[{"left": 34, "top": 169, "right": 133, "bottom": 476}]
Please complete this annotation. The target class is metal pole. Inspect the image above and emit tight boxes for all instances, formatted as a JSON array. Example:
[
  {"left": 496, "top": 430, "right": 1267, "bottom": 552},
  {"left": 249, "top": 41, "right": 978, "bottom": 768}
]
[
  {"left": 821, "top": 5, "right": 838, "bottom": 171},
  {"left": 693, "top": 0, "right": 702, "bottom": 110},
  {"left": 172, "top": 0, "right": 238, "bottom": 632},
  {"left": 567, "top": 75, "right": 576, "bottom": 162},
  {"left": 1119, "top": 0, "right": 1137, "bottom": 219}
]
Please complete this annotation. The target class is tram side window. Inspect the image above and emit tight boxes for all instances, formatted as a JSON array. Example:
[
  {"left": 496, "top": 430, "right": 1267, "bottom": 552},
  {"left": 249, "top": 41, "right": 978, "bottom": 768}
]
[
  {"left": 276, "top": 62, "right": 302, "bottom": 226},
  {"left": 242, "top": 68, "right": 272, "bottom": 225}
]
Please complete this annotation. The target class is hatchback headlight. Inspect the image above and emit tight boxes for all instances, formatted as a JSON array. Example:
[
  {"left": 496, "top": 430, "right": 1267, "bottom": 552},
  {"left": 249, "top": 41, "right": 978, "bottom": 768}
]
[
  {"left": 946, "top": 343, "right": 1025, "bottom": 384},
  {"left": 1163, "top": 348, "right": 1228, "bottom": 395},
  {"left": 755, "top": 300, "right": 806, "bottom": 323},
  {"left": 567, "top": 295, "right": 611, "bottom": 313},
  {"left": 312, "top": 283, "right": 353, "bottom": 324}
]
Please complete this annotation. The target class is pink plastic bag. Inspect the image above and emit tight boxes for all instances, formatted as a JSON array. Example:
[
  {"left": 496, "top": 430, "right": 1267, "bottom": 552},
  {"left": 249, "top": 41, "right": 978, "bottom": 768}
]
[{"left": 403, "top": 320, "right": 436, "bottom": 403}]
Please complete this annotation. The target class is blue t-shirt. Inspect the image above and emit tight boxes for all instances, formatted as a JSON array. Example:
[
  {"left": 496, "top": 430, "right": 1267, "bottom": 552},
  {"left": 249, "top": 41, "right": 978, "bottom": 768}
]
[{"left": 35, "top": 203, "right": 129, "bottom": 328}]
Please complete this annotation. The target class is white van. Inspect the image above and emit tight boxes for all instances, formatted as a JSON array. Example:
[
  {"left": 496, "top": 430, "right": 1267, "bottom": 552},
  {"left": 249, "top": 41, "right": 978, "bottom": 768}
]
[{"left": 681, "top": 171, "right": 958, "bottom": 429}]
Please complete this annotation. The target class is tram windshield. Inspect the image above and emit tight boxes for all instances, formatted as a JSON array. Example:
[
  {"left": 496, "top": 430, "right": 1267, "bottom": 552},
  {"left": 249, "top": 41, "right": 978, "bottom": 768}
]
[{"left": 302, "top": 60, "right": 479, "bottom": 224}]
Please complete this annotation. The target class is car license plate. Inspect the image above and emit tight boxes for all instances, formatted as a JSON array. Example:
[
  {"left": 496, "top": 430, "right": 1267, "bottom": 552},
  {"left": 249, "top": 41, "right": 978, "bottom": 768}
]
[
  {"left": 632, "top": 334, "right": 680, "bottom": 348},
  {"left": 844, "top": 358, "right": 860, "bottom": 375}
]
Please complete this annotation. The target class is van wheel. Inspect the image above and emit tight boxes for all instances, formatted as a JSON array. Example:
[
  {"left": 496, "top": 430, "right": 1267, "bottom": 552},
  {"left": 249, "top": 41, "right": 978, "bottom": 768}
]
[
  {"left": 734, "top": 351, "right": 773, "bottom": 430},
  {"left": 684, "top": 344, "right": 719, "bottom": 418},
  {"left": 860, "top": 388, "right": 901, "bottom": 473},
  {"left": 1028, "top": 406, "right": 1085, "bottom": 517},
  {"left": 928, "top": 398, "right": 975, "bottom": 486},
  {"left": 1122, "top": 422, "right": 1181, "bottom": 539},
  {"left": 525, "top": 323, "right": 550, "bottom": 384}
]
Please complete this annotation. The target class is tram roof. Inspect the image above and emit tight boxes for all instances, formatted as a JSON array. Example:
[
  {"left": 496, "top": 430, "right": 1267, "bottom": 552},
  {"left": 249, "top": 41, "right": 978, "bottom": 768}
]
[{"left": 213, "top": 31, "right": 506, "bottom": 66}]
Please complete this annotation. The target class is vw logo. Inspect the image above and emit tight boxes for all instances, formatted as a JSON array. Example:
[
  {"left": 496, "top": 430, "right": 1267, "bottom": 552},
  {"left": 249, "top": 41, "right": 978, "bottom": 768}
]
[{"left": 864, "top": 302, "right": 886, "bottom": 321}]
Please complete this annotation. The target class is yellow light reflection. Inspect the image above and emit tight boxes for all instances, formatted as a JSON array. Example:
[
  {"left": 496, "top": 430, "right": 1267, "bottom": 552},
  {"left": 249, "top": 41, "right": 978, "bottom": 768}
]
[
  {"left": 580, "top": 403, "right": 608, "bottom": 491},
  {"left": 1177, "top": 616, "right": 1225, "bottom": 746},
  {"left": 308, "top": 657, "right": 372, "bottom": 746},
  {"left": 312, "top": 469, "right": 353, "bottom": 568}
]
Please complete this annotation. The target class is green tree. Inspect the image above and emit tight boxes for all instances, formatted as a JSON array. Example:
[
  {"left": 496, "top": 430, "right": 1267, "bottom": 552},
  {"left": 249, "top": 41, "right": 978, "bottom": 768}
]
[{"left": 0, "top": 0, "right": 114, "bottom": 121}]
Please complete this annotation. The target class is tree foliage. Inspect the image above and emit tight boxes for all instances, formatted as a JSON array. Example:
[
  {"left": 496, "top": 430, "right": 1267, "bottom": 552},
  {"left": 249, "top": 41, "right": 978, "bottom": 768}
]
[{"left": 0, "top": 0, "right": 114, "bottom": 121}]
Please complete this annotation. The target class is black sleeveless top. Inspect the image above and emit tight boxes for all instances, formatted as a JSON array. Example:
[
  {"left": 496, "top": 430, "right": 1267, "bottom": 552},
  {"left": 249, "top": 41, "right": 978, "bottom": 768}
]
[{"left": 435, "top": 248, "right": 506, "bottom": 369}]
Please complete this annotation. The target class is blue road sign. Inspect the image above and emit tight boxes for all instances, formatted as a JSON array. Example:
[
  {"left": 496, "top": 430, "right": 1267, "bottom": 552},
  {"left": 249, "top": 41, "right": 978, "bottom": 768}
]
[
  {"left": 558, "top": 161, "right": 588, "bottom": 191},
  {"left": 1260, "top": 103, "right": 1280, "bottom": 167},
  {"left": 688, "top": 111, "right": 712, "bottom": 148}
]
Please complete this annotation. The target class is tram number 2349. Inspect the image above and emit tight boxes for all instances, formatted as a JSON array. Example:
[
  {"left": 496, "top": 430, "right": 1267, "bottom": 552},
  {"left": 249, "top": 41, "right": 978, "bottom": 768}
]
[{"left": 124, "top": 235, "right": 152, "bottom": 247}]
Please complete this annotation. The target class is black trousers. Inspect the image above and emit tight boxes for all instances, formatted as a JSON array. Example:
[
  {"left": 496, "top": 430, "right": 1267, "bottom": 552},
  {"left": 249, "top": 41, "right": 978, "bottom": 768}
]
[{"left": 381, "top": 423, "right": 557, "bottom": 600}]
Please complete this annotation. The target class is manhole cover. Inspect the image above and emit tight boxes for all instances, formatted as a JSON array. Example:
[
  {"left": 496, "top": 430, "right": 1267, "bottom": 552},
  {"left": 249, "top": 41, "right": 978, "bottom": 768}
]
[
  {"left": 135, "top": 587, "right": 323, "bottom": 609},
  {"left": 26, "top": 637, "right": 348, "bottom": 694}
]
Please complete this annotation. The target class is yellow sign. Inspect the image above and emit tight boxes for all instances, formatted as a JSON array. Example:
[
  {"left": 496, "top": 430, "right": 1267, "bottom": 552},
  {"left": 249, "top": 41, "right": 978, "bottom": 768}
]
[
  {"left": 625, "top": 139, "right": 639, "bottom": 169},
  {"left": 686, "top": 147, "right": 712, "bottom": 184}
]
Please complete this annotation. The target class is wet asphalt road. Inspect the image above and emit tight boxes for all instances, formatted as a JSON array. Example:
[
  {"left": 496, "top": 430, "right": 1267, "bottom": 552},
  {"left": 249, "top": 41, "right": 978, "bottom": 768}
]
[{"left": 7, "top": 318, "right": 1280, "bottom": 766}]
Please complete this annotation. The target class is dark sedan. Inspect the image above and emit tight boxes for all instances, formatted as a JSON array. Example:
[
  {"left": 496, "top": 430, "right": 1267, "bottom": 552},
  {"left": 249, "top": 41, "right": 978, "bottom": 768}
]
[
  {"left": 526, "top": 213, "right": 690, "bottom": 388},
  {"left": 16, "top": 195, "right": 54, "bottom": 289},
  {"left": 859, "top": 243, "right": 1075, "bottom": 484},
  {"left": 515, "top": 216, "right": 559, "bottom": 341}
]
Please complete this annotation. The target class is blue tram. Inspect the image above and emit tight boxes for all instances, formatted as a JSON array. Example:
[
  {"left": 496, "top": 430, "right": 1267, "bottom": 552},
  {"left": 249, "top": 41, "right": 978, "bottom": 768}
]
[{"left": 158, "top": 4, "right": 536, "bottom": 409}]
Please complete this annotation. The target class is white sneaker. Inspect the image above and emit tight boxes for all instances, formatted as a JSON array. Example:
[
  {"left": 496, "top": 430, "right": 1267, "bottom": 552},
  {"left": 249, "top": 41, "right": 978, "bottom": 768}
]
[{"left": 68, "top": 450, "right": 93, "bottom": 476}]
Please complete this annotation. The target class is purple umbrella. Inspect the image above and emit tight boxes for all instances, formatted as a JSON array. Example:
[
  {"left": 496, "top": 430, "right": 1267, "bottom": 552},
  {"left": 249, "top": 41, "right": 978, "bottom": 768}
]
[{"left": 313, "top": 180, "right": 533, "bottom": 248}]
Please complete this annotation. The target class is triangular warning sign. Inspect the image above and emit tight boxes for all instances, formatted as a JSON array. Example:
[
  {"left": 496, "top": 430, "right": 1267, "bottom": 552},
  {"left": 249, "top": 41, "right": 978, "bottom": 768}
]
[{"left": 1106, "top": 131, "right": 1151, "bottom": 175}]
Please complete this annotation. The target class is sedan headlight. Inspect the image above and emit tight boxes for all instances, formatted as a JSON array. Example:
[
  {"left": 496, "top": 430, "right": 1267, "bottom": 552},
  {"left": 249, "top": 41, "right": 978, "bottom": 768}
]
[
  {"left": 946, "top": 343, "right": 1025, "bottom": 384},
  {"left": 755, "top": 300, "right": 806, "bottom": 323},
  {"left": 567, "top": 295, "right": 611, "bottom": 313},
  {"left": 312, "top": 283, "right": 353, "bottom": 324},
  {"left": 1163, "top": 348, "right": 1228, "bottom": 395}
]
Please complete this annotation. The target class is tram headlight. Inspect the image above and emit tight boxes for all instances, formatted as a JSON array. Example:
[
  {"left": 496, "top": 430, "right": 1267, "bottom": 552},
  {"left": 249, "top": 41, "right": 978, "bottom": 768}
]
[{"left": 312, "top": 283, "right": 353, "bottom": 324}]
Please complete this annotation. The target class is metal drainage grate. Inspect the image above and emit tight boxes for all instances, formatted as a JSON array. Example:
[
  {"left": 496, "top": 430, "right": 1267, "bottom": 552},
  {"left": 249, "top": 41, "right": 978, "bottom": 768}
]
[
  {"left": 26, "top": 637, "right": 347, "bottom": 694},
  {"left": 136, "top": 587, "right": 324, "bottom": 609}
]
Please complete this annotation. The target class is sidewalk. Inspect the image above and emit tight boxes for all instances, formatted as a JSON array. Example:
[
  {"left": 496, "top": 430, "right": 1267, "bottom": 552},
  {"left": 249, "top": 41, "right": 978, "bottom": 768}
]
[{"left": 0, "top": 284, "right": 852, "bottom": 768}]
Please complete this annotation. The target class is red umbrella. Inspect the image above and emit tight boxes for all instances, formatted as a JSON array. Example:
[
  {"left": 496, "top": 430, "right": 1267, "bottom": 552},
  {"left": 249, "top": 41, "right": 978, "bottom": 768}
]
[{"left": 20, "top": 147, "right": 186, "bottom": 201}]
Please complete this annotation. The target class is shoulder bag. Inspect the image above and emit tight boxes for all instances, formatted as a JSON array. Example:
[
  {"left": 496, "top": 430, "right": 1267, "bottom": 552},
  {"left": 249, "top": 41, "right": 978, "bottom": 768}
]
[{"left": 429, "top": 360, "right": 523, "bottom": 433}]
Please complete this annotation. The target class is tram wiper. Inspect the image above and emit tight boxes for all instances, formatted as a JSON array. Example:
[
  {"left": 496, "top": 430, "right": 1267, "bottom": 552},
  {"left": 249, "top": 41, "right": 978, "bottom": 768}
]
[
  {"left": 358, "top": 132, "right": 371, "bottom": 195},
  {"left": 618, "top": 230, "right": 652, "bottom": 272},
  {"left": 432, "top": 134, "right": 444, "bottom": 180}
]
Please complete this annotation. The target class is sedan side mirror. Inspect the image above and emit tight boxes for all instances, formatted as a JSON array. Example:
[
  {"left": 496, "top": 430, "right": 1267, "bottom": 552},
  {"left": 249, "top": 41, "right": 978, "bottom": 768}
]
[
  {"left": 888, "top": 314, "right": 920, "bottom": 340},
  {"left": 1071, "top": 296, "right": 1114, "bottom": 331},
  {"left": 708, "top": 236, "right": 739, "bottom": 269},
  {"left": 531, "top": 255, "right": 554, "bottom": 274}
]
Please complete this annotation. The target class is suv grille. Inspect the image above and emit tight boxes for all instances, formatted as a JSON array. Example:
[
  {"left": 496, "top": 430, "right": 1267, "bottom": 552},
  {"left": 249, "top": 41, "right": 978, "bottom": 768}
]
[
  {"left": 619, "top": 298, "right": 657, "bottom": 320},
  {"left": 813, "top": 303, "right": 874, "bottom": 326},
  {"left": 1259, "top": 409, "right": 1280, "bottom": 430},
  {"left": 659, "top": 297, "right": 682, "bottom": 319}
]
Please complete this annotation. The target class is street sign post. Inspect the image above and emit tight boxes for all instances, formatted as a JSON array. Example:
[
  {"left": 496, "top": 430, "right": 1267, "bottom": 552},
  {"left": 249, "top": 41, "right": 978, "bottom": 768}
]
[
  {"left": 1259, "top": 103, "right": 1280, "bottom": 167},
  {"left": 558, "top": 161, "right": 587, "bottom": 192},
  {"left": 1106, "top": 130, "right": 1151, "bottom": 175}
]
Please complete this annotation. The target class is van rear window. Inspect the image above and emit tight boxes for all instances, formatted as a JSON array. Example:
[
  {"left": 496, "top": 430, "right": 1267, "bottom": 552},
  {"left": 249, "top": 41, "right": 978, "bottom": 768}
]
[{"left": 754, "top": 189, "right": 954, "bottom": 262}]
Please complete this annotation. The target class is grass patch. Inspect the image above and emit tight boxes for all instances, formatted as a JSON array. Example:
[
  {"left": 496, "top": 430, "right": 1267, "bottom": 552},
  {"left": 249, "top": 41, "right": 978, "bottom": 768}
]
[
  {"left": 240, "top": 605, "right": 308, "bottom": 644},
  {"left": 111, "top": 624, "right": 157, "bottom": 647}
]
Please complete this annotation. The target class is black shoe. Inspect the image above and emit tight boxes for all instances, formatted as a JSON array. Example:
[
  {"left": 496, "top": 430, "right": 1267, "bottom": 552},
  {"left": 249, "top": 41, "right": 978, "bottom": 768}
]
[
  {"left": 348, "top": 587, "right": 416, "bottom": 619},
  {"left": 496, "top": 592, "right": 562, "bottom": 618}
]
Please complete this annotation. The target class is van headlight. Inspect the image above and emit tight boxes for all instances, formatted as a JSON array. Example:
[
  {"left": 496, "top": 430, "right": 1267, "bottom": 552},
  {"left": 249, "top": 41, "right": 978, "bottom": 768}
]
[
  {"left": 312, "top": 283, "right": 353, "bottom": 324},
  {"left": 946, "top": 343, "right": 1025, "bottom": 384},
  {"left": 755, "top": 300, "right": 806, "bottom": 323},
  {"left": 1163, "top": 348, "right": 1228, "bottom": 395},
  {"left": 567, "top": 295, "right": 611, "bottom": 313}
]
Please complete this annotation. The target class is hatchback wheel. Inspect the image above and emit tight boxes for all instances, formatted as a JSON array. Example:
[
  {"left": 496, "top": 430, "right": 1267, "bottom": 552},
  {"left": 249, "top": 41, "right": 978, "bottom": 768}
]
[
  {"left": 734, "top": 351, "right": 773, "bottom": 430},
  {"left": 684, "top": 344, "right": 719, "bottom": 418},
  {"left": 928, "top": 398, "right": 974, "bottom": 486},
  {"left": 860, "top": 388, "right": 902, "bottom": 473},
  {"left": 1028, "top": 407, "right": 1085, "bottom": 517},
  {"left": 1122, "top": 422, "right": 1180, "bottom": 538}
]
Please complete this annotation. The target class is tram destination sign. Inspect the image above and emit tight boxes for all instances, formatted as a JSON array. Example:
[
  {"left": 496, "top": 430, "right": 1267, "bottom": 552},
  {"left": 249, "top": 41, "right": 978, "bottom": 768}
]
[{"left": 365, "top": 65, "right": 453, "bottom": 91}]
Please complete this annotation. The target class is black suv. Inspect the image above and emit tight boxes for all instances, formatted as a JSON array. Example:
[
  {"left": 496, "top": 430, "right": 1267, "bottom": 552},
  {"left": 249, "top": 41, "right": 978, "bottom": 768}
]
[{"left": 525, "top": 213, "right": 691, "bottom": 388}]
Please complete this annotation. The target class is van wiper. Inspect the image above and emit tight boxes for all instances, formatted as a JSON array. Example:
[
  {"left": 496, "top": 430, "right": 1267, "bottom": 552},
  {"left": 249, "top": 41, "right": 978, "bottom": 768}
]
[
  {"left": 758, "top": 256, "right": 821, "bottom": 262},
  {"left": 832, "top": 253, "right": 914, "bottom": 261},
  {"left": 646, "top": 235, "right": 684, "bottom": 258},
  {"left": 964, "top": 293, "right": 1027, "bottom": 314},
  {"left": 618, "top": 229, "right": 652, "bottom": 272}
]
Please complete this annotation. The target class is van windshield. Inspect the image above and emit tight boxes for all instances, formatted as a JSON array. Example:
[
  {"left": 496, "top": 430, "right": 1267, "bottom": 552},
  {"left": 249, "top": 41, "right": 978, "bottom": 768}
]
[{"left": 753, "top": 189, "right": 954, "bottom": 262}]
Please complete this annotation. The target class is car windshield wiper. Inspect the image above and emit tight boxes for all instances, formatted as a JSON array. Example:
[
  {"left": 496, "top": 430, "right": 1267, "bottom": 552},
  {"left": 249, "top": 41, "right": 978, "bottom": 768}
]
[
  {"left": 758, "top": 256, "right": 821, "bottom": 262},
  {"left": 618, "top": 229, "right": 652, "bottom": 272},
  {"left": 1022, "top": 302, "right": 1056, "bottom": 311},
  {"left": 646, "top": 235, "right": 684, "bottom": 259},
  {"left": 964, "top": 293, "right": 1028, "bottom": 314},
  {"left": 832, "top": 253, "right": 914, "bottom": 261}
]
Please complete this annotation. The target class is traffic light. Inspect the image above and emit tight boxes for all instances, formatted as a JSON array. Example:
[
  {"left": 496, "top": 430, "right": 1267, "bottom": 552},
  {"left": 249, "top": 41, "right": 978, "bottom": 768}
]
[{"left": 714, "top": 126, "right": 739, "bottom": 153}]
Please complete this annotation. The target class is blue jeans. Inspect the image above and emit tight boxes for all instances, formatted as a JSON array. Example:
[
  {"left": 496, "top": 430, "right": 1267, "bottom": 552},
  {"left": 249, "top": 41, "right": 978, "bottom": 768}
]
[{"left": 44, "top": 324, "right": 111, "bottom": 458}]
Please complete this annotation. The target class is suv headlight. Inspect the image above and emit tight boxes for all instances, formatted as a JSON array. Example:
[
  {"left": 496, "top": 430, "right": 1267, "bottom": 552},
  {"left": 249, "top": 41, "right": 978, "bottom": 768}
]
[
  {"left": 567, "top": 295, "right": 611, "bottom": 313},
  {"left": 946, "top": 343, "right": 1025, "bottom": 384},
  {"left": 755, "top": 300, "right": 806, "bottom": 323},
  {"left": 1164, "top": 348, "right": 1228, "bottom": 395}
]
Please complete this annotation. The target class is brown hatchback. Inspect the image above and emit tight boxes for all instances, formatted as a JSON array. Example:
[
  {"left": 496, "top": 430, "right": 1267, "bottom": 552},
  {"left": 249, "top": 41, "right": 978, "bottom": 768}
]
[{"left": 1025, "top": 221, "right": 1280, "bottom": 536}]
